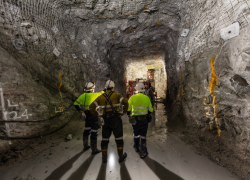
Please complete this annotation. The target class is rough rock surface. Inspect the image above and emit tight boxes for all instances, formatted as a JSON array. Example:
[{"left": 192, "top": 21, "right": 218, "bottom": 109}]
[{"left": 0, "top": 0, "right": 250, "bottom": 179}]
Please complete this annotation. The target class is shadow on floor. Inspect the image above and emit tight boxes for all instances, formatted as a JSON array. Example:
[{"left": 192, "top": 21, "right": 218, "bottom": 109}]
[
  {"left": 120, "top": 161, "right": 132, "bottom": 180},
  {"left": 96, "top": 163, "right": 107, "bottom": 180},
  {"left": 143, "top": 156, "right": 184, "bottom": 180},
  {"left": 67, "top": 154, "right": 96, "bottom": 180},
  {"left": 45, "top": 151, "right": 85, "bottom": 180}
]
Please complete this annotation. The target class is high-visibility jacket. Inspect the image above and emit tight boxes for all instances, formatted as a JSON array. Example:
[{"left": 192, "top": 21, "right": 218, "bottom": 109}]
[
  {"left": 74, "top": 92, "right": 102, "bottom": 110},
  {"left": 128, "top": 93, "right": 153, "bottom": 116},
  {"left": 89, "top": 90, "right": 128, "bottom": 116}
]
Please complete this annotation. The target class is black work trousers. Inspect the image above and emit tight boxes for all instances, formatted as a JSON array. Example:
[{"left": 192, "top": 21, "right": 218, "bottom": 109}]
[
  {"left": 101, "top": 115, "right": 123, "bottom": 146},
  {"left": 83, "top": 114, "right": 99, "bottom": 140}
]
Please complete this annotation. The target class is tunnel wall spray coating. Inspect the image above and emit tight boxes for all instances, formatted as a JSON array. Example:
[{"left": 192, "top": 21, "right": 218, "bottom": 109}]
[
  {"left": 176, "top": 0, "right": 250, "bottom": 179},
  {"left": 0, "top": 0, "right": 250, "bottom": 179}
]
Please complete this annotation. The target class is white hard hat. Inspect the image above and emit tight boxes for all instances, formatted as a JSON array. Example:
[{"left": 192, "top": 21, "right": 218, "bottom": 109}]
[
  {"left": 84, "top": 82, "right": 95, "bottom": 91},
  {"left": 135, "top": 82, "right": 145, "bottom": 92},
  {"left": 105, "top": 80, "right": 115, "bottom": 88}
]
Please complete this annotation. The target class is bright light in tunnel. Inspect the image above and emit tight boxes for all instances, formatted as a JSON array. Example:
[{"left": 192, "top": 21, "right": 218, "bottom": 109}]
[{"left": 124, "top": 54, "right": 167, "bottom": 100}]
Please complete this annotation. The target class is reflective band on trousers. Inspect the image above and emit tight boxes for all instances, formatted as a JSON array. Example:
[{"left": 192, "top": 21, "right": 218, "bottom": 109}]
[
  {"left": 91, "top": 129, "right": 98, "bottom": 132},
  {"left": 132, "top": 107, "right": 152, "bottom": 109},
  {"left": 141, "top": 136, "right": 146, "bottom": 139},
  {"left": 134, "top": 135, "right": 140, "bottom": 138},
  {"left": 115, "top": 136, "right": 123, "bottom": 140},
  {"left": 99, "top": 104, "right": 120, "bottom": 108},
  {"left": 131, "top": 111, "right": 148, "bottom": 114},
  {"left": 85, "top": 127, "right": 91, "bottom": 130},
  {"left": 102, "top": 138, "right": 109, "bottom": 141}
]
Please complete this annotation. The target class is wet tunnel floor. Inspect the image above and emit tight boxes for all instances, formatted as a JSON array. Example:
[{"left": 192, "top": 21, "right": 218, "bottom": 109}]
[{"left": 0, "top": 103, "right": 239, "bottom": 180}]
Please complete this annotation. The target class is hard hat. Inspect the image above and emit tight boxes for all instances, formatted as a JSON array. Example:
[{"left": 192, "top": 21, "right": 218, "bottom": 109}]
[
  {"left": 135, "top": 82, "right": 145, "bottom": 92},
  {"left": 84, "top": 82, "right": 95, "bottom": 91},
  {"left": 105, "top": 80, "right": 115, "bottom": 88}
]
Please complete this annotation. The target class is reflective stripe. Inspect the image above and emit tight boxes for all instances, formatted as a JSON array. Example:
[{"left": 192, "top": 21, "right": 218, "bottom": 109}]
[
  {"left": 99, "top": 104, "right": 120, "bottom": 108},
  {"left": 141, "top": 136, "right": 146, "bottom": 139},
  {"left": 134, "top": 135, "right": 140, "bottom": 138},
  {"left": 75, "top": 100, "right": 82, "bottom": 105},
  {"left": 115, "top": 136, "right": 123, "bottom": 140},
  {"left": 94, "top": 101, "right": 99, "bottom": 107},
  {"left": 102, "top": 138, "right": 109, "bottom": 141},
  {"left": 91, "top": 129, "right": 98, "bottom": 132},
  {"left": 85, "top": 127, "right": 91, "bottom": 130},
  {"left": 120, "top": 97, "right": 124, "bottom": 103},
  {"left": 132, "top": 107, "right": 151, "bottom": 109},
  {"left": 131, "top": 111, "right": 148, "bottom": 114}
]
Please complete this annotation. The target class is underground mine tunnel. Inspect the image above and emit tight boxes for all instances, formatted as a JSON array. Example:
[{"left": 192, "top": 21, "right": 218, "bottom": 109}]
[{"left": 0, "top": 0, "right": 250, "bottom": 179}]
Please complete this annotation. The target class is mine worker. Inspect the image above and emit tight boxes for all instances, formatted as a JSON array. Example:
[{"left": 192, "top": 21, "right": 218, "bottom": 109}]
[
  {"left": 89, "top": 80, "right": 129, "bottom": 163},
  {"left": 127, "top": 82, "right": 153, "bottom": 159},
  {"left": 146, "top": 82, "right": 155, "bottom": 105},
  {"left": 74, "top": 82, "right": 101, "bottom": 154}
]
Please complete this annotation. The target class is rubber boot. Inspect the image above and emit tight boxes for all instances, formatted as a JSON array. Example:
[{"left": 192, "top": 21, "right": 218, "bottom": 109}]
[
  {"left": 133, "top": 137, "right": 140, "bottom": 152},
  {"left": 83, "top": 135, "right": 90, "bottom": 151},
  {"left": 101, "top": 145, "right": 108, "bottom": 163},
  {"left": 91, "top": 139, "right": 101, "bottom": 155},
  {"left": 117, "top": 145, "right": 127, "bottom": 162},
  {"left": 140, "top": 138, "right": 148, "bottom": 159}
]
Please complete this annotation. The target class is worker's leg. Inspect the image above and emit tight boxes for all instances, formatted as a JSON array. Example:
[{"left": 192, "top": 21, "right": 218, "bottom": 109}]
[
  {"left": 90, "top": 115, "right": 101, "bottom": 154},
  {"left": 139, "top": 124, "right": 149, "bottom": 159},
  {"left": 132, "top": 124, "right": 140, "bottom": 152},
  {"left": 101, "top": 119, "right": 112, "bottom": 163},
  {"left": 113, "top": 116, "right": 127, "bottom": 162},
  {"left": 83, "top": 117, "right": 91, "bottom": 151}
]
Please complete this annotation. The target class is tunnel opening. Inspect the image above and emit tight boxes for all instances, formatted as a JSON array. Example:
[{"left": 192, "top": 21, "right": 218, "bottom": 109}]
[{"left": 124, "top": 54, "right": 167, "bottom": 101}]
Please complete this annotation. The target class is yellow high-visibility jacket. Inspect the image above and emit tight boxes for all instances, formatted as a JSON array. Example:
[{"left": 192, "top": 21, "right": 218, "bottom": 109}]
[
  {"left": 74, "top": 92, "right": 101, "bottom": 110},
  {"left": 89, "top": 90, "right": 128, "bottom": 116},
  {"left": 128, "top": 93, "right": 153, "bottom": 116}
]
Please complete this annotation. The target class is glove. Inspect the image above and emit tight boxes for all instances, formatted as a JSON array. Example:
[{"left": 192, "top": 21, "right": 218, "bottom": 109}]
[
  {"left": 147, "top": 114, "right": 152, "bottom": 123},
  {"left": 98, "top": 117, "right": 105, "bottom": 127},
  {"left": 129, "top": 116, "right": 137, "bottom": 125},
  {"left": 81, "top": 111, "right": 86, "bottom": 119}
]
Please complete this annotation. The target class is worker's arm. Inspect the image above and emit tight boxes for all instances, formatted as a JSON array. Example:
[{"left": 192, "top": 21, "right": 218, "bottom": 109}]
[
  {"left": 74, "top": 94, "right": 85, "bottom": 112},
  {"left": 89, "top": 98, "right": 99, "bottom": 116},
  {"left": 117, "top": 94, "right": 128, "bottom": 114},
  {"left": 127, "top": 96, "right": 132, "bottom": 116},
  {"left": 148, "top": 98, "right": 154, "bottom": 113}
]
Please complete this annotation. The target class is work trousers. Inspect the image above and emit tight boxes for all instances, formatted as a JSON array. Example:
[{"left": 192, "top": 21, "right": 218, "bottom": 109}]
[
  {"left": 132, "top": 118, "right": 148, "bottom": 156},
  {"left": 83, "top": 115, "right": 99, "bottom": 140},
  {"left": 101, "top": 115, "right": 123, "bottom": 147}
]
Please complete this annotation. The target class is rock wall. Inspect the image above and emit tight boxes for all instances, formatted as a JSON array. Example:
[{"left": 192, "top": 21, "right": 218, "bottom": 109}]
[
  {"left": 0, "top": 0, "right": 181, "bottom": 153},
  {"left": 176, "top": 1, "right": 250, "bottom": 179}
]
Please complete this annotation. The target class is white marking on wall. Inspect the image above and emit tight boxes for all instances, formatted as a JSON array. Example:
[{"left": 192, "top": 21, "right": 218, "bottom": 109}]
[
  {"left": 7, "top": 100, "right": 18, "bottom": 107},
  {"left": 0, "top": 88, "right": 33, "bottom": 139},
  {"left": 0, "top": 88, "right": 11, "bottom": 140}
]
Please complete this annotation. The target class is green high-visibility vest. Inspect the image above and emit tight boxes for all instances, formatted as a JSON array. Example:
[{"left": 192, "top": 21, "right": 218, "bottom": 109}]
[
  {"left": 74, "top": 92, "right": 101, "bottom": 110},
  {"left": 128, "top": 93, "right": 153, "bottom": 116}
]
